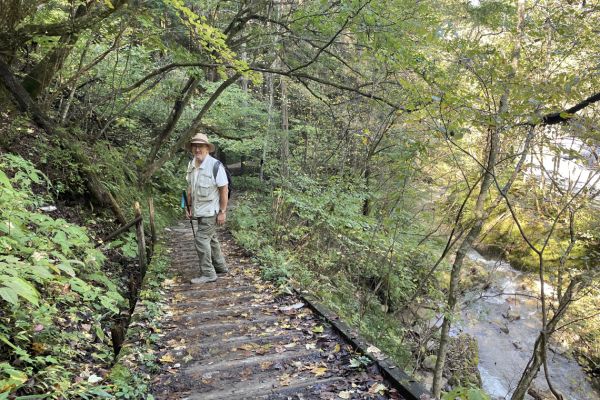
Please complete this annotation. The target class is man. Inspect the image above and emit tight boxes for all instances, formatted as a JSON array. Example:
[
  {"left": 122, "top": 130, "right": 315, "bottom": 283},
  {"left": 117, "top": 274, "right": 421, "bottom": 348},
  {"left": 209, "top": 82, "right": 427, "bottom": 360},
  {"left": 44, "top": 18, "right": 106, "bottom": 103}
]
[{"left": 185, "top": 132, "right": 228, "bottom": 284}]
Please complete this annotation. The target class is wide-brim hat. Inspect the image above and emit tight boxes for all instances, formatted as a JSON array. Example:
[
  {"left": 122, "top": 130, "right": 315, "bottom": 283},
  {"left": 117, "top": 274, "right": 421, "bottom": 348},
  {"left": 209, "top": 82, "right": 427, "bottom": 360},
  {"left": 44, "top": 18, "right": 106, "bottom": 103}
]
[{"left": 186, "top": 132, "right": 215, "bottom": 153}]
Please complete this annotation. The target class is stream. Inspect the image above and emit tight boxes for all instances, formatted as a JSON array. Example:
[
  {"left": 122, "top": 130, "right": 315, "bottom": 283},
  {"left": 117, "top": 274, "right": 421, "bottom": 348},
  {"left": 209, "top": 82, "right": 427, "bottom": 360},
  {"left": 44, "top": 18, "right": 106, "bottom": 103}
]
[{"left": 456, "top": 250, "right": 599, "bottom": 400}]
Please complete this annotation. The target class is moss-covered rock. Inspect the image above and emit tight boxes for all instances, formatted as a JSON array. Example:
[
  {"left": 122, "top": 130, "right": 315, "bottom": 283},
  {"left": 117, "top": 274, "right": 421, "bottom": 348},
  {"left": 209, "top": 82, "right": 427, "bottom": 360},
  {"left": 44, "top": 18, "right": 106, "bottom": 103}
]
[{"left": 445, "top": 334, "right": 482, "bottom": 389}]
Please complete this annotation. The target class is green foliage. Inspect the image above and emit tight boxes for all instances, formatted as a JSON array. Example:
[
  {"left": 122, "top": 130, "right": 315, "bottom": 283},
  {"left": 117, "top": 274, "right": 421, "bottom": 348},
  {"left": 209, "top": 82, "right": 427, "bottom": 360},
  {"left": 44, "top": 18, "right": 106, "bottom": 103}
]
[
  {"left": 109, "top": 364, "right": 154, "bottom": 399},
  {"left": 442, "top": 386, "right": 490, "bottom": 400},
  {"left": 349, "top": 355, "right": 372, "bottom": 369},
  {"left": 4, "top": 0, "right": 600, "bottom": 397},
  {"left": 163, "top": 0, "right": 259, "bottom": 82},
  {"left": 0, "top": 155, "right": 125, "bottom": 398},
  {"left": 107, "top": 244, "right": 170, "bottom": 399},
  {"left": 230, "top": 170, "right": 442, "bottom": 367},
  {"left": 107, "top": 233, "right": 138, "bottom": 259}
]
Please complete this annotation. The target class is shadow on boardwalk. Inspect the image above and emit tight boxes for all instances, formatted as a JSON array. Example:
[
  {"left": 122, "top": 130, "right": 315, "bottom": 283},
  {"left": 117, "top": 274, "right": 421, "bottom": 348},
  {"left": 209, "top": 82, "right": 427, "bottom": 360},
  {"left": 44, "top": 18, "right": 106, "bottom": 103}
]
[{"left": 150, "top": 221, "right": 404, "bottom": 399}]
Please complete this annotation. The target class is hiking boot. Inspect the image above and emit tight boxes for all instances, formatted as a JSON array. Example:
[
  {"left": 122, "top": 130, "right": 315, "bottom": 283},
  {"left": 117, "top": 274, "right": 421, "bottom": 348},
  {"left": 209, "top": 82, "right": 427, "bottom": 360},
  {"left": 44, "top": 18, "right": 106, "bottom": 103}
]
[
  {"left": 190, "top": 276, "right": 217, "bottom": 284},
  {"left": 215, "top": 268, "right": 229, "bottom": 276}
]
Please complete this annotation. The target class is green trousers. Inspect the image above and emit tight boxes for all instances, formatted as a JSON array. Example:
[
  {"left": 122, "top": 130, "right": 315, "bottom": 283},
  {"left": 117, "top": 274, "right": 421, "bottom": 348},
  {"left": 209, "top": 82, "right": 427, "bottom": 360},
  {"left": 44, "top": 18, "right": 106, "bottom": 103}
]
[{"left": 194, "top": 216, "right": 227, "bottom": 278}]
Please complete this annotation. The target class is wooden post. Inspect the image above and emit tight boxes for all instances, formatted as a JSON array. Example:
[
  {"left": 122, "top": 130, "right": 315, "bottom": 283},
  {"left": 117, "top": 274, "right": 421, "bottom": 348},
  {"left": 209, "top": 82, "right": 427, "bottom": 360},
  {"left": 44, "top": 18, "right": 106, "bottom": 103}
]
[
  {"left": 148, "top": 196, "right": 156, "bottom": 257},
  {"left": 134, "top": 202, "right": 147, "bottom": 276}
]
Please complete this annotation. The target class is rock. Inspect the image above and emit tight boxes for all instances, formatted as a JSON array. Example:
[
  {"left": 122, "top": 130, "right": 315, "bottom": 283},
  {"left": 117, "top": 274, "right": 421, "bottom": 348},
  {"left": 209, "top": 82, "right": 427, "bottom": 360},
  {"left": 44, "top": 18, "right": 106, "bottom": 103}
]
[
  {"left": 502, "top": 306, "right": 521, "bottom": 322},
  {"left": 426, "top": 339, "right": 437, "bottom": 352},
  {"left": 39, "top": 205, "right": 57, "bottom": 212},
  {"left": 528, "top": 386, "right": 553, "bottom": 400},
  {"left": 512, "top": 341, "right": 523, "bottom": 350},
  {"left": 444, "top": 334, "right": 483, "bottom": 388},
  {"left": 500, "top": 325, "right": 509, "bottom": 334},
  {"left": 423, "top": 354, "right": 437, "bottom": 371}
]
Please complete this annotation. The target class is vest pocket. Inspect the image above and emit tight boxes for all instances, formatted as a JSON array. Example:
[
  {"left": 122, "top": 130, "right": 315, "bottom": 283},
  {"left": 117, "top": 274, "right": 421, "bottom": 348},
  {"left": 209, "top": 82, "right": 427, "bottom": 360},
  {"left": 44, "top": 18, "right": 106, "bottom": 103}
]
[
  {"left": 196, "top": 183, "right": 212, "bottom": 200},
  {"left": 195, "top": 173, "right": 213, "bottom": 200}
]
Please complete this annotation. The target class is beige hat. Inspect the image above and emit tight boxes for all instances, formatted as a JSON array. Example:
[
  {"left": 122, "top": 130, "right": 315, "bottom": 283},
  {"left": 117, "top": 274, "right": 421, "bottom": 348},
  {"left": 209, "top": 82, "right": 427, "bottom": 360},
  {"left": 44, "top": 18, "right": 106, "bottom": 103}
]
[{"left": 186, "top": 132, "right": 215, "bottom": 153}]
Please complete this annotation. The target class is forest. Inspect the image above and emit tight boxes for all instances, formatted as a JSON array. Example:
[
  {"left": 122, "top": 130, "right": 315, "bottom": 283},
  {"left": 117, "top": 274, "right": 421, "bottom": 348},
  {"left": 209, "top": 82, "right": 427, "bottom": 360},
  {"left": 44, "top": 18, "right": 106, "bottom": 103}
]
[{"left": 0, "top": 0, "right": 599, "bottom": 399}]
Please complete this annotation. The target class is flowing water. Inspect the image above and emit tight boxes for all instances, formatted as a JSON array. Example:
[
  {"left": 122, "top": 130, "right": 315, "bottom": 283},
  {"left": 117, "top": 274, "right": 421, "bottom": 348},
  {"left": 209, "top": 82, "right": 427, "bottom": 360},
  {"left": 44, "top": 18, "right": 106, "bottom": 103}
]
[{"left": 455, "top": 250, "right": 599, "bottom": 400}]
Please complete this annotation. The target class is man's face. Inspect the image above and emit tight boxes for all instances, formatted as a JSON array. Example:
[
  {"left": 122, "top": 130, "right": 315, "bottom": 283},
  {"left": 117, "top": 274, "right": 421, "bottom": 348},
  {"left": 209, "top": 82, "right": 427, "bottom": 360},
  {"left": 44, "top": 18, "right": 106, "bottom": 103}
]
[{"left": 191, "top": 143, "right": 210, "bottom": 161}]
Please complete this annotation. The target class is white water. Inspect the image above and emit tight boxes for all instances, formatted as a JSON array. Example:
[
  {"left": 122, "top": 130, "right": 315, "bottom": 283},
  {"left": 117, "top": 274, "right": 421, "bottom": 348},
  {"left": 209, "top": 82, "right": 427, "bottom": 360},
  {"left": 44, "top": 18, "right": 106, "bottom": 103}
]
[{"left": 456, "top": 250, "right": 599, "bottom": 400}]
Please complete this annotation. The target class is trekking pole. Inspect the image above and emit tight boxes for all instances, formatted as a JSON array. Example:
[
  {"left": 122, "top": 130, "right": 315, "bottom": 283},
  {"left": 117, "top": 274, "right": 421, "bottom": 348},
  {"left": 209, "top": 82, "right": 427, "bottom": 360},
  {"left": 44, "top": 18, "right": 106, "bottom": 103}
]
[{"left": 181, "top": 190, "right": 196, "bottom": 239}]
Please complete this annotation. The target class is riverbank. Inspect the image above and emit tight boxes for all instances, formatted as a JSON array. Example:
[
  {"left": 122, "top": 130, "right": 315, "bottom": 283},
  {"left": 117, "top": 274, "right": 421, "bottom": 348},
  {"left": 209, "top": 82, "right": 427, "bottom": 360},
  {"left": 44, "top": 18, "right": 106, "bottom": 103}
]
[{"left": 460, "top": 249, "right": 599, "bottom": 400}]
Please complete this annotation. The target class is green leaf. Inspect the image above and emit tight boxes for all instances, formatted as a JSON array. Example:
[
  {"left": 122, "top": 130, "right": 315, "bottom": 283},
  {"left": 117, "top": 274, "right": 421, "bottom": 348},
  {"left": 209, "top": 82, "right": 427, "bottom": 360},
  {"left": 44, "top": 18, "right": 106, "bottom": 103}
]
[
  {"left": 0, "top": 287, "right": 19, "bottom": 306},
  {"left": 559, "top": 112, "right": 574, "bottom": 119},
  {"left": 99, "top": 295, "right": 119, "bottom": 314},
  {"left": 349, "top": 358, "right": 362, "bottom": 368},
  {"left": 56, "top": 262, "right": 76, "bottom": 277},
  {"left": 0, "top": 362, "right": 28, "bottom": 393},
  {"left": 1, "top": 277, "right": 39, "bottom": 306},
  {"left": 0, "top": 170, "right": 11, "bottom": 188},
  {"left": 29, "top": 265, "right": 54, "bottom": 280},
  {"left": 52, "top": 231, "right": 71, "bottom": 255},
  {"left": 87, "top": 388, "right": 112, "bottom": 398},
  {"left": 95, "top": 324, "right": 106, "bottom": 342},
  {"left": 0, "top": 333, "right": 17, "bottom": 350},
  {"left": 467, "top": 388, "right": 489, "bottom": 400}
]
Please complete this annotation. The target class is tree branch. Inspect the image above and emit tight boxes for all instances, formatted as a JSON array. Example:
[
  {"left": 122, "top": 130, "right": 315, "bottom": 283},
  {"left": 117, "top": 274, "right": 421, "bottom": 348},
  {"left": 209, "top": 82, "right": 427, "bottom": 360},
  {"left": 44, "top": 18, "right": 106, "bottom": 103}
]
[
  {"left": 537, "top": 91, "right": 600, "bottom": 126},
  {"left": 0, "top": 0, "right": 129, "bottom": 50},
  {"left": 140, "top": 73, "right": 240, "bottom": 183}
]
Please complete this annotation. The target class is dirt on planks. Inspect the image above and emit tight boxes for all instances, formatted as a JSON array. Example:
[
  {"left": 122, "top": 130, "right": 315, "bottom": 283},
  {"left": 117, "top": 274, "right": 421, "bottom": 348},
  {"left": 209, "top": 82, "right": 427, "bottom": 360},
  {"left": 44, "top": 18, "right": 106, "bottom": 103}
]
[{"left": 150, "top": 221, "right": 404, "bottom": 400}]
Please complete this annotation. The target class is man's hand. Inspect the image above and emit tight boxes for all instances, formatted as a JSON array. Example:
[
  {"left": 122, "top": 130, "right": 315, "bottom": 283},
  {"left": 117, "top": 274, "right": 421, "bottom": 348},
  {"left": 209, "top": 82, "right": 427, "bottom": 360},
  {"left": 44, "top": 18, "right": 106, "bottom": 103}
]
[
  {"left": 217, "top": 211, "right": 226, "bottom": 225},
  {"left": 185, "top": 207, "right": 192, "bottom": 220}
]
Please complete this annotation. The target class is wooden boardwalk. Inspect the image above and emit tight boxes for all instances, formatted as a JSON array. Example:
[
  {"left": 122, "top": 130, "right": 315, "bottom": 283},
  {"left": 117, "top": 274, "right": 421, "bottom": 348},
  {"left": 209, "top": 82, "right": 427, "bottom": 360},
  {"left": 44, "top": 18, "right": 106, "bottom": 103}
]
[{"left": 150, "top": 221, "right": 405, "bottom": 399}]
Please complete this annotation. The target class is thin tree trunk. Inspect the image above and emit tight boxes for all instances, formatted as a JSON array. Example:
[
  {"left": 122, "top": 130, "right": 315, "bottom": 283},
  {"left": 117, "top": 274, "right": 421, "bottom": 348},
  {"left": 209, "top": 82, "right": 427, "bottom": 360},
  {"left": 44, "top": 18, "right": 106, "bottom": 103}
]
[
  {"left": 140, "top": 73, "right": 240, "bottom": 182},
  {"left": 432, "top": 128, "right": 500, "bottom": 398},
  {"left": 363, "top": 165, "right": 370, "bottom": 216},
  {"left": 556, "top": 209, "right": 575, "bottom": 302},
  {"left": 21, "top": 3, "right": 91, "bottom": 99},
  {"left": 59, "top": 37, "right": 91, "bottom": 123},
  {"left": 146, "top": 76, "right": 198, "bottom": 165},
  {"left": 280, "top": 75, "right": 289, "bottom": 179},
  {"left": 261, "top": 71, "right": 274, "bottom": 182},
  {"left": 0, "top": 58, "right": 127, "bottom": 223},
  {"left": 433, "top": 2, "right": 525, "bottom": 395},
  {"left": 511, "top": 274, "right": 586, "bottom": 400}
]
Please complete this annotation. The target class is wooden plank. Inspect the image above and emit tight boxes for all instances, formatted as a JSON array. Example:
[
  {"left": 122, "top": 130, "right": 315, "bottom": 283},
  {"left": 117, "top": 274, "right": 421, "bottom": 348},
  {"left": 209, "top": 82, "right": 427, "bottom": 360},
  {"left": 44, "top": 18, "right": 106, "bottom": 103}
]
[
  {"left": 298, "top": 291, "right": 431, "bottom": 400},
  {"left": 184, "top": 376, "right": 345, "bottom": 400}
]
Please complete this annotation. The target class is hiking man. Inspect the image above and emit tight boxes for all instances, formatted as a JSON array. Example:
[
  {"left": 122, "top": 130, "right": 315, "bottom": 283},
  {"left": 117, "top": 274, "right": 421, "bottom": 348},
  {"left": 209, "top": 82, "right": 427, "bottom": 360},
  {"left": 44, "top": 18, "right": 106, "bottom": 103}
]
[{"left": 185, "top": 132, "right": 228, "bottom": 284}]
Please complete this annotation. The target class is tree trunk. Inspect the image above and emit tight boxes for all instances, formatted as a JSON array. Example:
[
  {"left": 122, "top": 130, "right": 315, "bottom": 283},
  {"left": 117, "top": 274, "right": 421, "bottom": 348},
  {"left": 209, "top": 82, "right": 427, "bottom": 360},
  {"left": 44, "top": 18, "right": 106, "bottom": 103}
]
[
  {"left": 20, "top": 3, "right": 91, "bottom": 99},
  {"left": 140, "top": 73, "right": 239, "bottom": 183},
  {"left": 0, "top": 58, "right": 127, "bottom": 224},
  {"left": 261, "top": 70, "right": 275, "bottom": 182},
  {"left": 363, "top": 165, "right": 370, "bottom": 216},
  {"left": 432, "top": 128, "right": 499, "bottom": 397},
  {"left": 280, "top": 75, "right": 290, "bottom": 179},
  {"left": 22, "top": 33, "right": 79, "bottom": 99},
  {"left": 433, "top": 3, "right": 525, "bottom": 394},
  {"left": 146, "top": 76, "right": 198, "bottom": 165},
  {"left": 511, "top": 274, "right": 586, "bottom": 400}
]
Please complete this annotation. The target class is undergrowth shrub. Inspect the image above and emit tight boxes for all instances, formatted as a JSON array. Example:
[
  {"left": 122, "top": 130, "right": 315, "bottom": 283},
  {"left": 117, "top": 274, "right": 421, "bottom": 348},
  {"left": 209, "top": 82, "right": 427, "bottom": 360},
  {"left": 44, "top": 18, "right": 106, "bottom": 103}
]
[
  {"left": 107, "top": 243, "right": 172, "bottom": 400},
  {"left": 0, "top": 154, "right": 125, "bottom": 398},
  {"left": 230, "top": 172, "right": 443, "bottom": 368}
]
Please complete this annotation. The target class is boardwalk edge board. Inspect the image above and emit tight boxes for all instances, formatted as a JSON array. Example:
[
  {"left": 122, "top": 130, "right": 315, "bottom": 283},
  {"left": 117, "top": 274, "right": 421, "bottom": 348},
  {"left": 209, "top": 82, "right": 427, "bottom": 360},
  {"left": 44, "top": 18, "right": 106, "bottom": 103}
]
[{"left": 295, "top": 290, "right": 433, "bottom": 400}]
